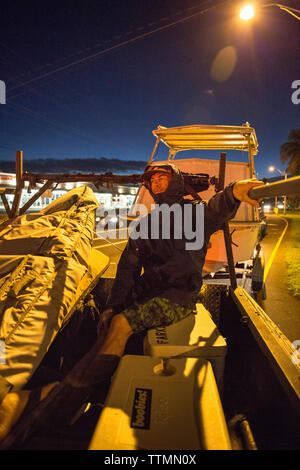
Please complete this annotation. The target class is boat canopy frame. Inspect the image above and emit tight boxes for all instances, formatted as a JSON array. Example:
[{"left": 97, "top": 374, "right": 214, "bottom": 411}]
[{"left": 148, "top": 122, "right": 259, "bottom": 179}]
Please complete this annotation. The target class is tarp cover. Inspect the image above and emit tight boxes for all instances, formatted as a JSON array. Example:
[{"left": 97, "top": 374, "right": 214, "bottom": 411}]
[{"left": 0, "top": 186, "right": 99, "bottom": 390}]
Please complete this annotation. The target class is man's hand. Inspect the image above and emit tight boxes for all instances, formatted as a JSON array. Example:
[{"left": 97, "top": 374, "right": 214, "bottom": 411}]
[
  {"left": 233, "top": 179, "right": 265, "bottom": 207},
  {"left": 97, "top": 308, "right": 114, "bottom": 338}
]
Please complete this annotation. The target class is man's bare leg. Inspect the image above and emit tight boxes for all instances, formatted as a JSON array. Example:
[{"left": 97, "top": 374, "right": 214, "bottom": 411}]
[
  {"left": 98, "top": 313, "right": 133, "bottom": 355},
  {"left": 0, "top": 314, "right": 132, "bottom": 443},
  {"left": 66, "top": 313, "right": 133, "bottom": 387},
  {"left": 0, "top": 382, "right": 58, "bottom": 443}
]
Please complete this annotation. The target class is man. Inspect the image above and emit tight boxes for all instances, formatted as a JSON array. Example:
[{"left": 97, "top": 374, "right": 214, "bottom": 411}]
[
  {"left": 66, "top": 162, "right": 264, "bottom": 387},
  {"left": 0, "top": 163, "right": 263, "bottom": 445}
]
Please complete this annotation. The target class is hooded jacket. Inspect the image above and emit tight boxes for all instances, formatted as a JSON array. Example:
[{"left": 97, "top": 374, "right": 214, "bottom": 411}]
[
  {"left": 143, "top": 162, "right": 185, "bottom": 205},
  {"left": 106, "top": 162, "right": 240, "bottom": 313}
]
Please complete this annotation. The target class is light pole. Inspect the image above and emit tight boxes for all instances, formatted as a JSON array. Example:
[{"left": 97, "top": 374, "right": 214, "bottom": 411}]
[
  {"left": 239, "top": 3, "right": 300, "bottom": 21},
  {"left": 268, "top": 166, "right": 287, "bottom": 213}
]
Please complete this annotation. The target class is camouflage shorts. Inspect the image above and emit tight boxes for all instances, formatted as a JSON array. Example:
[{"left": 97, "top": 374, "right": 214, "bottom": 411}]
[{"left": 121, "top": 297, "right": 194, "bottom": 334}]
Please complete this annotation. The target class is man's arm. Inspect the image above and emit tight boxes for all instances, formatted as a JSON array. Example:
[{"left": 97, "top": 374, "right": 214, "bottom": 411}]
[
  {"left": 232, "top": 179, "right": 264, "bottom": 207},
  {"left": 105, "top": 236, "right": 141, "bottom": 313},
  {"left": 205, "top": 179, "right": 264, "bottom": 236},
  {"left": 204, "top": 184, "right": 241, "bottom": 236}
]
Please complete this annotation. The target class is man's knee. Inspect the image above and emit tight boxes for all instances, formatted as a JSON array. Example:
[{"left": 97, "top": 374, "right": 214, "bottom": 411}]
[{"left": 110, "top": 314, "right": 133, "bottom": 337}]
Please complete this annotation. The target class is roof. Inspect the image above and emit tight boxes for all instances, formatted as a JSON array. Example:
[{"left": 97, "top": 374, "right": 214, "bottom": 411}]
[{"left": 152, "top": 124, "right": 259, "bottom": 154}]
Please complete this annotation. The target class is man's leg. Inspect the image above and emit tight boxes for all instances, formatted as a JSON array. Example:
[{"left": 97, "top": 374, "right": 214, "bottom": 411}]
[
  {"left": 0, "top": 314, "right": 132, "bottom": 443},
  {"left": 99, "top": 313, "right": 134, "bottom": 356},
  {"left": 66, "top": 313, "right": 133, "bottom": 387},
  {"left": 0, "top": 314, "right": 132, "bottom": 444},
  {"left": 0, "top": 382, "right": 58, "bottom": 443},
  {"left": 0, "top": 298, "right": 192, "bottom": 444},
  {"left": 66, "top": 298, "right": 192, "bottom": 387}
]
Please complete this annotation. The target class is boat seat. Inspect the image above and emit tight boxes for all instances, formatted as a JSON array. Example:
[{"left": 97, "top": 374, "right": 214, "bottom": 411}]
[
  {"left": 143, "top": 303, "right": 227, "bottom": 385},
  {"left": 89, "top": 355, "right": 232, "bottom": 450}
]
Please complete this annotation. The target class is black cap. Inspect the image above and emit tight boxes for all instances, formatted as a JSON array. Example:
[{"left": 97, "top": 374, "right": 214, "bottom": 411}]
[{"left": 142, "top": 165, "right": 172, "bottom": 182}]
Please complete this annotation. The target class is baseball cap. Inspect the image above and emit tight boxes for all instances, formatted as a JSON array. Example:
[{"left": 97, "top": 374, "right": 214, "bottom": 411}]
[{"left": 142, "top": 165, "right": 172, "bottom": 182}]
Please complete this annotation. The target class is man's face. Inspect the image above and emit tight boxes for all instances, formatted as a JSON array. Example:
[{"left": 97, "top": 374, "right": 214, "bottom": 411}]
[{"left": 150, "top": 172, "right": 171, "bottom": 194}]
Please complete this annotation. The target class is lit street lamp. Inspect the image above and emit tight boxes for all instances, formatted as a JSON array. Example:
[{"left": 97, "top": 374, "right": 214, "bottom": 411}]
[
  {"left": 239, "top": 5, "right": 255, "bottom": 20},
  {"left": 239, "top": 3, "right": 300, "bottom": 21},
  {"left": 268, "top": 166, "right": 288, "bottom": 214}
]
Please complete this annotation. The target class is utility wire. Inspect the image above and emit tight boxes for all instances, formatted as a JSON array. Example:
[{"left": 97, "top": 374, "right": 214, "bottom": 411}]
[
  {"left": 3, "top": 101, "right": 105, "bottom": 144},
  {"left": 8, "top": 1, "right": 229, "bottom": 96}
]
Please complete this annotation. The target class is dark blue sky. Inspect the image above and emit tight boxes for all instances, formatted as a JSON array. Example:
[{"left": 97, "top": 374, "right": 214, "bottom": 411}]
[{"left": 0, "top": 0, "right": 299, "bottom": 178}]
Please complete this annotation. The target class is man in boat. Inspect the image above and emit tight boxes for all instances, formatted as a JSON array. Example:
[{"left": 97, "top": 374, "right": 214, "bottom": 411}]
[
  {"left": 0, "top": 163, "right": 264, "bottom": 445},
  {"left": 64, "top": 162, "right": 264, "bottom": 387}
]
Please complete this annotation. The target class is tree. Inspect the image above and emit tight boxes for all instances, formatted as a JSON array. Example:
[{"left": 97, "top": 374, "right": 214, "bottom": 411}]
[{"left": 280, "top": 129, "right": 300, "bottom": 175}]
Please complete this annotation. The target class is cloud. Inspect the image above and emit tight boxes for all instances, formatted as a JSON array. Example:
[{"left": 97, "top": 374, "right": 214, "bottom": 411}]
[{"left": 0, "top": 157, "right": 147, "bottom": 174}]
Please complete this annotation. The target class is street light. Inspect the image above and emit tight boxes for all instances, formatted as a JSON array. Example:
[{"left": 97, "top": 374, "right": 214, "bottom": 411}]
[
  {"left": 240, "top": 5, "right": 255, "bottom": 20},
  {"left": 268, "top": 166, "right": 288, "bottom": 213},
  {"left": 239, "top": 3, "right": 300, "bottom": 21}
]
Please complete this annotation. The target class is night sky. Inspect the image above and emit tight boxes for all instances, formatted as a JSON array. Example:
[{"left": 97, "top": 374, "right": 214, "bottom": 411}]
[{"left": 0, "top": 0, "right": 299, "bottom": 178}]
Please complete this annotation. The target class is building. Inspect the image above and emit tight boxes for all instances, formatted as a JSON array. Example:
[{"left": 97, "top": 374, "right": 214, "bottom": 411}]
[{"left": 0, "top": 172, "right": 138, "bottom": 214}]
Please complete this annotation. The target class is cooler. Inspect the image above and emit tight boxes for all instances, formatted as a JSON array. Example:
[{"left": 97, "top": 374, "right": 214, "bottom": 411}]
[
  {"left": 89, "top": 355, "right": 231, "bottom": 450},
  {"left": 144, "top": 303, "right": 227, "bottom": 385}
]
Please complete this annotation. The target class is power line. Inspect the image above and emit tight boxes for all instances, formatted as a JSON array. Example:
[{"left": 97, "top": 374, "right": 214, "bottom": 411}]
[
  {"left": 0, "top": 145, "right": 16, "bottom": 150},
  {"left": 8, "top": 1, "right": 229, "bottom": 96},
  {"left": 3, "top": 101, "right": 105, "bottom": 145}
]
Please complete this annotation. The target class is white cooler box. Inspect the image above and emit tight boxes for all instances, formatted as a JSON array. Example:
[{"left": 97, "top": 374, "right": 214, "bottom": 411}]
[
  {"left": 89, "top": 355, "right": 231, "bottom": 450},
  {"left": 144, "top": 303, "right": 227, "bottom": 386}
]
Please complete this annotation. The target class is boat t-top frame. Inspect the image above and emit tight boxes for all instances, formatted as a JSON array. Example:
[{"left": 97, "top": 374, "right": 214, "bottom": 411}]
[{"left": 147, "top": 122, "right": 258, "bottom": 179}]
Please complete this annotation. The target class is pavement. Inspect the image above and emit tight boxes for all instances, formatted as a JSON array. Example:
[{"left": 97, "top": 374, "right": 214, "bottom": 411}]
[
  {"left": 258, "top": 214, "right": 300, "bottom": 344},
  {"left": 93, "top": 231, "right": 126, "bottom": 278}
]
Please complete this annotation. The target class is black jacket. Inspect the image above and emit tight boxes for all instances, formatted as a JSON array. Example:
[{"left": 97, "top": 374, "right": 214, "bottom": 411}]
[{"left": 106, "top": 163, "right": 240, "bottom": 312}]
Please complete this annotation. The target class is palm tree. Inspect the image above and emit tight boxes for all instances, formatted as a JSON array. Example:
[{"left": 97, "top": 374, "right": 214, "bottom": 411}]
[{"left": 280, "top": 129, "right": 300, "bottom": 175}]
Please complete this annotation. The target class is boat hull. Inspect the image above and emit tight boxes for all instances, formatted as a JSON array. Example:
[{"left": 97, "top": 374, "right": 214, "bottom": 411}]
[{"left": 203, "top": 221, "right": 259, "bottom": 274}]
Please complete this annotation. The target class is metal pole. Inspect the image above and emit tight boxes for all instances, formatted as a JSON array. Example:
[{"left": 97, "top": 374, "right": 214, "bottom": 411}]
[
  {"left": 247, "top": 134, "right": 256, "bottom": 221},
  {"left": 11, "top": 150, "right": 23, "bottom": 216},
  {"left": 284, "top": 172, "right": 287, "bottom": 214},
  {"left": 18, "top": 180, "right": 53, "bottom": 215},
  {"left": 0, "top": 193, "right": 13, "bottom": 218},
  {"left": 218, "top": 152, "right": 237, "bottom": 291},
  {"left": 147, "top": 136, "right": 160, "bottom": 166},
  {"left": 129, "top": 137, "right": 160, "bottom": 214}
]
